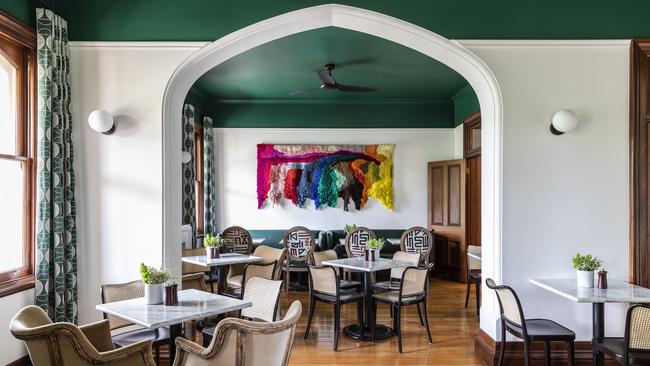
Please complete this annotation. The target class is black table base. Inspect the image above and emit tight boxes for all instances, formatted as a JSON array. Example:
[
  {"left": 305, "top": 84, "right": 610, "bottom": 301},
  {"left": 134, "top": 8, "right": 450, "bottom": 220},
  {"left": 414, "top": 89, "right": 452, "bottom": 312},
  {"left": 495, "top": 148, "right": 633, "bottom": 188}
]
[
  {"left": 343, "top": 324, "right": 393, "bottom": 340},
  {"left": 593, "top": 303, "right": 605, "bottom": 366},
  {"left": 168, "top": 323, "right": 182, "bottom": 364}
]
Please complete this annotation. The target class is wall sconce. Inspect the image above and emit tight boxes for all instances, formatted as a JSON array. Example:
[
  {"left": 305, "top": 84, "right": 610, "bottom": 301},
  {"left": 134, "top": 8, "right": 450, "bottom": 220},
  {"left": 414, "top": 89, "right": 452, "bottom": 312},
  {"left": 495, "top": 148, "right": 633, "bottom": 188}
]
[
  {"left": 88, "top": 109, "right": 115, "bottom": 135},
  {"left": 550, "top": 109, "right": 578, "bottom": 135},
  {"left": 181, "top": 151, "right": 192, "bottom": 164}
]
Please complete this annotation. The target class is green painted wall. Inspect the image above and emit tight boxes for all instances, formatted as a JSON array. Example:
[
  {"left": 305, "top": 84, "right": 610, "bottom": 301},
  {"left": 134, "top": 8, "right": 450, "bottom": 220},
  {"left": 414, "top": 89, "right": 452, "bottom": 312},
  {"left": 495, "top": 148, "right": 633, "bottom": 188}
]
[
  {"left": 54, "top": 0, "right": 650, "bottom": 41},
  {"left": 0, "top": 0, "right": 35, "bottom": 25},
  {"left": 206, "top": 100, "right": 454, "bottom": 128},
  {"left": 452, "top": 85, "right": 480, "bottom": 126}
]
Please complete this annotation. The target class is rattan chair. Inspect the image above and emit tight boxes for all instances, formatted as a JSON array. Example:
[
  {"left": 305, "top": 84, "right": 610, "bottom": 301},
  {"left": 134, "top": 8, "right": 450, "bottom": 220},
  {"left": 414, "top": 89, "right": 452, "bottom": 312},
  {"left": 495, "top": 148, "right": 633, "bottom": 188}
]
[
  {"left": 344, "top": 226, "right": 377, "bottom": 258},
  {"left": 465, "top": 245, "right": 482, "bottom": 317},
  {"left": 311, "top": 249, "right": 361, "bottom": 290},
  {"left": 222, "top": 226, "right": 254, "bottom": 292},
  {"left": 10, "top": 305, "right": 156, "bottom": 366},
  {"left": 371, "top": 264, "right": 433, "bottom": 353},
  {"left": 372, "top": 251, "right": 423, "bottom": 324},
  {"left": 182, "top": 272, "right": 211, "bottom": 292},
  {"left": 282, "top": 226, "right": 316, "bottom": 291},
  {"left": 400, "top": 226, "right": 434, "bottom": 265},
  {"left": 223, "top": 260, "right": 277, "bottom": 299},
  {"left": 203, "top": 277, "right": 284, "bottom": 346},
  {"left": 100, "top": 280, "right": 169, "bottom": 364},
  {"left": 592, "top": 304, "right": 650, "bottom": 365},
  {"left": 227, "top": 245, "right": 286, "bottom": 291},
  {"left": 175, "top": 301, "right": 302, "bottom": 366},
  {"left": 305, "top": 265, "right": 364, "bottom": 351},
  {"left": 486, "top": 278, "right": 575, "bottom": 366}
]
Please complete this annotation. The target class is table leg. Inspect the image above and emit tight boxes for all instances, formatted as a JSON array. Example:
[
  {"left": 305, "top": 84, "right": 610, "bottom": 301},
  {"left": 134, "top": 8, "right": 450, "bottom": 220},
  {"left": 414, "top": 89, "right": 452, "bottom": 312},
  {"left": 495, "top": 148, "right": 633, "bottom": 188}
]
[
  {"left": 343, "top": 271, "right": 393, "bottom": 340},
  {"left": 209, "top": 267, "right": 216, "bottom": 293},
  {"left": 217, "top": 267, "right": 225, "bottom": 294},
  {"left": 168, "top": 323, "right": 182, "bottom": 365},
  {"left": 593, "top": 303, "right": 604, "bottom": 366}
]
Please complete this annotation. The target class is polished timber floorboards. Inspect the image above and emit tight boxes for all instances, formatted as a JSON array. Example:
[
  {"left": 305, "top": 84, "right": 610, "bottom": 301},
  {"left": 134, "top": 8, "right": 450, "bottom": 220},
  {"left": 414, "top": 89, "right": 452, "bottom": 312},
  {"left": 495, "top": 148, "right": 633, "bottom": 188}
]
[{"left": 163, "top": 278, "right": 482, "bottom": 365}]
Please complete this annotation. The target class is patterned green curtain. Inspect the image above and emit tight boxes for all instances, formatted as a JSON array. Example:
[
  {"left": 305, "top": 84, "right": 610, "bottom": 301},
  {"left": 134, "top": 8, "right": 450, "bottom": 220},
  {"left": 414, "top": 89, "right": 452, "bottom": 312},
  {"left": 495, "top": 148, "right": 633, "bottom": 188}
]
[
  {"left": 35, "top": 8, "right": 78, "bottom": 324},
  {"left": 182, "top": 104, "right": 196, "bottom": 242},
  {"left": 203, "top": 117, "right": 217, "bottom": 235}
]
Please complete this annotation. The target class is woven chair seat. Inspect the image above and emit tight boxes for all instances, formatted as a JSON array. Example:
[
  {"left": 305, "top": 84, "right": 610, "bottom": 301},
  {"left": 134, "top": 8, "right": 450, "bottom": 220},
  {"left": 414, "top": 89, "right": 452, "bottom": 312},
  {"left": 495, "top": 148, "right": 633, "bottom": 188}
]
[
  {"left": 113, "top": 327, "right": 170, "bottom": 347},
  {"left": 593, "top": 337, "right": 650, "bottom": 364}
]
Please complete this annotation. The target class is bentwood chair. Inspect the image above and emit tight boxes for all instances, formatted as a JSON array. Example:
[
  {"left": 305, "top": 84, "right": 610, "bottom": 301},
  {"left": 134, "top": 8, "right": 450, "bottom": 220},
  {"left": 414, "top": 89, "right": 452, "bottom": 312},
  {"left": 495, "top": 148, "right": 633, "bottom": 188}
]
[
  {"left": 311, "top": 249, "right": 361, "bottom": 290},
  {"left": 486, "top": 278, "right": 575, "bottom": 366},
  {"left": 282, "top": 226, "right": 316, "bottom": 291},
  {"left": 372, "top": 251, "right": 423, "bottom": 323},
  {"left": 10, "top": 305, "right": 156, "bottom": 366},
  {"left": 371, "top": 264, "right": 433, "bottom": 353},
  {"left": 175, "top": 301, "right": 302, "bottom": 366},
  {"left": 592, "top": 304, "right": 650, "bottom": 365},
  {"left": 400, "top": 226, "right": 434, "bottom": 265},
  {"left": 101, "top": 280, "right": 169, "bottom": 364},
  {"left": 343, "top": 226, "right": 376, "bottom": 280},
  {"left": 223, "top": 260, "right": 278, "bottom": 299},
  {"left": 227, "top": 245, "right": 286, "bottom": 292},
  {"left": 222, "top": 226, "right": 254, "bottom": 292},
  {"left": 305, "top": 265, "right": 364, "bottom": 351},
  {"left": 465, "top": 245, "right": 482, "bottom": 317},
  {"left": 203, "top": 277, "right": 284, "bottom": 347}
]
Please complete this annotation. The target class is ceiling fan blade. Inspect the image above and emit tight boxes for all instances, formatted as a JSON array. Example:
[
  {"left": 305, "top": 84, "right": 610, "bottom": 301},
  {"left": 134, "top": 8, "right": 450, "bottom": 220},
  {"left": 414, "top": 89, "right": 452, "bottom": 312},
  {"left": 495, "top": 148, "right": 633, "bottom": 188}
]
[
  {"left": 288, "top": 86, "right": 324, "bottom": 96},
  {"left": 317, "top": 69, "right": 337, "bottom": 86},
  {"left": 336, "top": 84, "right": 379, "bottom": 92}
]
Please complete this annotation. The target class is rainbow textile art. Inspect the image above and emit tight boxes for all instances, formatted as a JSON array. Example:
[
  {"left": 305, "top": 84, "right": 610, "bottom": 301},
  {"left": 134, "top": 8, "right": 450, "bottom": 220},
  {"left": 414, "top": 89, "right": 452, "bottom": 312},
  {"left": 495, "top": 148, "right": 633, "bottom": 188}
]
[{"left": 257, "top": 144, "right": 394, "bottom": 211}]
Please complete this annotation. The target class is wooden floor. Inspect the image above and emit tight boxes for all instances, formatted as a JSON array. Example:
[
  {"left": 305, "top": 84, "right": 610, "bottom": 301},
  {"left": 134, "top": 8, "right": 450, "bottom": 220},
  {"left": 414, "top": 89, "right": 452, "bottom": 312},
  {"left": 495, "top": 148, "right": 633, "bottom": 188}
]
[
  {"left": 168, "top": 278, "right": 482, "bottom": 365},
  {"left": 284, "top": 277, "right": 481, "bottom": 365}
]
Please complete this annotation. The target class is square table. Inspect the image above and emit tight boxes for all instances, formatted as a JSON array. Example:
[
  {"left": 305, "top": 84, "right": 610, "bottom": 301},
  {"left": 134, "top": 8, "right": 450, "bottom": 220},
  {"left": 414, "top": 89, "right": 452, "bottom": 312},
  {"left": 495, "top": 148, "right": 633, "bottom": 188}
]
[
  {"left": 322, "top": 257, "right": 414, "bottom": 340},
  {"left": 96, "top": 289, "right": 251, "bottom": 364},
  {"left": 182, "top": 253, "right": 262, "bottom": 294},
  {"left": 531, "top": 279, "right": 650, "bottom": 366}
]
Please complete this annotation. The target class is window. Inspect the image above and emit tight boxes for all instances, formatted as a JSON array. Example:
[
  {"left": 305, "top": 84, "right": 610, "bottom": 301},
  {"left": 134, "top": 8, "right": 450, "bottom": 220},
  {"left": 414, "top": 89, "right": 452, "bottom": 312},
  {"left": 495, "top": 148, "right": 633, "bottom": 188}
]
[
  {"left": 463, "top": 112, "right": 481, "bottom": 158},
  {"left": 0, "top": 11, "right": 36, "bottom": 297},
  {"left": 194, "top": 121, "right": 204, "bottom": 236}
]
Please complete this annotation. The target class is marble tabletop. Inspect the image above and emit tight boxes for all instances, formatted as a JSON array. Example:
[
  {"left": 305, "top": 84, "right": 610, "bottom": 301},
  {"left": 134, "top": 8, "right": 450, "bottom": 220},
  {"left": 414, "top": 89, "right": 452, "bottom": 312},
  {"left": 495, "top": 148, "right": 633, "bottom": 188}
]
[
  {"left": 531, "top": 279, "right": 650, "bottom": 303},
  {"left": 468, "top": 252, "right": 482, "bottom": 261},
  {"left": 338, "top": 238, "right": 401, "bottom": 246},
  {"left": 322, "top": 257, "right": 414, "bottom": 272},
  {"left": 95, "top": 289, "right": 251, "bottom": 328},
  {"left": 181, "top": 253, "right": 262, "bottom": 267}
]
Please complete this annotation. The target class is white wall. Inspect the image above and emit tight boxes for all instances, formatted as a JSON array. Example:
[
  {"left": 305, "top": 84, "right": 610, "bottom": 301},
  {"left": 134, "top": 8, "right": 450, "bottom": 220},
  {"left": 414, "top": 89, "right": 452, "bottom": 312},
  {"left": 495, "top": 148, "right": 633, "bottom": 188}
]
[
  {"left": 462, "top": 40, "right": 630, "bottom": 340},
  {"left": 69, "top": 42, "right": 204, "bottom": 324},
  {"left": 214, "top": 128, "right": 457, "bottom": 230},
  {"left": 0, "top": 289, "right": 33, "bottom": 364}
]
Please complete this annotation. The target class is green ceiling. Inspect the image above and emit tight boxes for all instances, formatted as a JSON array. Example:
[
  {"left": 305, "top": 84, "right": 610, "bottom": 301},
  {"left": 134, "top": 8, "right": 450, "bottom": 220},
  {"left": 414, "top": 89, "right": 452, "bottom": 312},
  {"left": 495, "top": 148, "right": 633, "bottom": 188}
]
[
  {"left": 37, "top": 0, "right": 650, "bottom": 41},
  {"left": 192, "top": 27, "right": 468, "bottom": 101}
]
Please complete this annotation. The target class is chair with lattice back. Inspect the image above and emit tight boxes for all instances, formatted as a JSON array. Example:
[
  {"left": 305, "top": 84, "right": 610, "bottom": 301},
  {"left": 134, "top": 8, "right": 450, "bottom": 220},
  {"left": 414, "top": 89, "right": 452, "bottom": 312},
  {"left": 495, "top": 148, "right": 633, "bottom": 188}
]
[
  {"left": 400, "top": 226, "right": 434, "bottom": 265},
  {"left": 282, "top": 226, "right": 316, "bottom": 292},
  {"left": 344, "top": 227, "right": 376, "bottom": 258},
  {"left": 593, "top": 303, "right": 650, "bottom": 365},
  {"left": 221, "top": 226, "right": 253, "bottom": 292}
]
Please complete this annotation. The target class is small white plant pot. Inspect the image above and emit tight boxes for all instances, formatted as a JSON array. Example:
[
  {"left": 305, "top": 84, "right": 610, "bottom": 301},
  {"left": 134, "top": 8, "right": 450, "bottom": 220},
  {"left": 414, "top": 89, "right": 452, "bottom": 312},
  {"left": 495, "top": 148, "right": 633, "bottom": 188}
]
[
  {"left": 144, "top": 283, "right": 164, "bottom": 304},
  {"left": 576, "top": 270, "right": 594, "bottom": 288}
]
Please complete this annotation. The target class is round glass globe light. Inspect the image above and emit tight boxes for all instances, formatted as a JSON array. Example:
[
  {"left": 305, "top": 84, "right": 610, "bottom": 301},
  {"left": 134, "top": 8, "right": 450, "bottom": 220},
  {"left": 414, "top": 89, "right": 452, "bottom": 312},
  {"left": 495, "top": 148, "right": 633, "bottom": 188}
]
[
  {"left": 551, "top": 109, "right": 578, "bottom": 133},
  {"left": 88, "top": 109, "right": 114, "bottom": 133}
]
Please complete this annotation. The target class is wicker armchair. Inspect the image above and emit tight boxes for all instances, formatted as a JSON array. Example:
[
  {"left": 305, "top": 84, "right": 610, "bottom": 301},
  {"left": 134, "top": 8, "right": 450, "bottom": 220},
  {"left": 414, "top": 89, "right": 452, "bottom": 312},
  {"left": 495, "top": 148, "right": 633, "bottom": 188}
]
[
  {"left": 592, "top": 304, "right": 650, "bottom": 365},
  {"left": 173, "top": 300, "right": 302, "bottom": 366},
  {"left": 10, "top": 305, "right": 156, "bottom": 366}
]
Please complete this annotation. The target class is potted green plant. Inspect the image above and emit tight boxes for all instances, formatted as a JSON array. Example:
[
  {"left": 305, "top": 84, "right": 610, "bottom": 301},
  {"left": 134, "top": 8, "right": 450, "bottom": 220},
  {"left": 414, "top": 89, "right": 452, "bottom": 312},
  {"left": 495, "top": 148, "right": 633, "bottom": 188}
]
[
  {"left": 571, "top": 253, "right": 602, "bottom": 288},
  {"left": 140, "top": 263, "right": 171, "bottom": 304},
  {"left": 367, "top": 238, "right": 385, "bottom": 261},
  {"left": 204, "top": 234, "right": 224, "bottom": 259},
  {"left": 344, "top": 224, "right": 357, "bottom": 234}
]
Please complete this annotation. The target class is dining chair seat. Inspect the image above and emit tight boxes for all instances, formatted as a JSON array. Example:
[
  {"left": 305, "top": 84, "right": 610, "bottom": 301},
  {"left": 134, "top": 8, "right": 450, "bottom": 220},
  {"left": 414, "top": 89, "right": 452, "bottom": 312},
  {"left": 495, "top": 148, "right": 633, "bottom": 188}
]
[
  {"left": 112, "top": 327, "right": 170, "bottom": 348},
  {"left": 373, "top": 280, "right": 401, "bottom": 292},
  {"left": 283, "top": 260, "right": 309, "bottom": 271},
  {"left": 509, "top": 319, "right": 576, "bottom": 340},
  {"left": 227, "top": 275, "right": 243, "bottom": 289},
  {"left": 593, "top": 337, "right": 650, "bottom": 365},
  {"left": 339, "top": 279, "right": 362, "bottom": 290},
  {"left": 373, "top": 291, "right": 425, "bottom": 305},
  {"left": 313, "top": 289, "right": 364, "bottom": 304}
]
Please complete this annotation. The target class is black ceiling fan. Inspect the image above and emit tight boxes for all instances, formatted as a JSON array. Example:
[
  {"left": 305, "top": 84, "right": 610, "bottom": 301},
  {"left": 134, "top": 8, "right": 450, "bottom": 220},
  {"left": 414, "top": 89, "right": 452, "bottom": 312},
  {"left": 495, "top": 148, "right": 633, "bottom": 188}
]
[{"left": 289, "top": 63, "right": 379, "bottom": 96}]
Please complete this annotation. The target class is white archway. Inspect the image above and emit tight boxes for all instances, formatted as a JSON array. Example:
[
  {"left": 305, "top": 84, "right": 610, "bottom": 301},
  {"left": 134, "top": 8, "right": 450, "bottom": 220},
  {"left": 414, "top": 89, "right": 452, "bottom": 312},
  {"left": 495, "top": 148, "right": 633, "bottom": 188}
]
[{"left": 161, "top": 4, "right": 503, "bottom": 337}]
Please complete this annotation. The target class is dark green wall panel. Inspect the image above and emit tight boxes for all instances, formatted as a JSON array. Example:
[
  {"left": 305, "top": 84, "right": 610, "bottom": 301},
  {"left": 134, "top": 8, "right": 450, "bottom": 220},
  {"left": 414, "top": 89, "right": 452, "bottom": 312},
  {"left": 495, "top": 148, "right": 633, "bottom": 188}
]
[
  {"left": 207, "top": 101, "right": 454, "bottom": 128},
  {"left": 0, "top": 0, "right": 34, "bottom": 26},
  {"left": 54, "top": 0, "right": 650, "bottom": 41},
  {"left": 452, "top": 85, "right": 480, "bottom": 126}
]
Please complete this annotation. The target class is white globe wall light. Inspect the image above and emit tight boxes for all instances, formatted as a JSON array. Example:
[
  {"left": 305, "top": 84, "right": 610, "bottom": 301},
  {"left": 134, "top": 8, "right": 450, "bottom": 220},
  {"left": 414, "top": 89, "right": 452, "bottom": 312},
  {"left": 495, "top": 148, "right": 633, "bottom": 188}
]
[
  {"left": 550, "top": 109, "right": 578, "bottom": 135},
  {"left": 88, "top": 109, "right": 115, "bottom": 135}
]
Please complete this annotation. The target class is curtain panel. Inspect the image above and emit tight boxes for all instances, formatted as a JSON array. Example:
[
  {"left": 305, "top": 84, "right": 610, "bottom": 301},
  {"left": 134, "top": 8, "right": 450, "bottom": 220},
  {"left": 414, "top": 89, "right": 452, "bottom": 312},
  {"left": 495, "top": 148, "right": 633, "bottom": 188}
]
[
  {"left": 203, "top": 117, "right": 217, "bottom": 235},
  {"left": 35, "top": 8, "right": 78, "bottom": 323},
  {"left": 182, "top": 104, "right": 196, "bottom": 242}
]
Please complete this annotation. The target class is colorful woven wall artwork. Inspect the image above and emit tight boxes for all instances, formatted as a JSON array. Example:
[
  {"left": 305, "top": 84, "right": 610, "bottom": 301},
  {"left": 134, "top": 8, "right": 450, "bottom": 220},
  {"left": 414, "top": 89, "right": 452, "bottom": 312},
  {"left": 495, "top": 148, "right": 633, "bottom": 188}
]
[{"left": 257, "top": 144, "right": 394, "bottom": 211}]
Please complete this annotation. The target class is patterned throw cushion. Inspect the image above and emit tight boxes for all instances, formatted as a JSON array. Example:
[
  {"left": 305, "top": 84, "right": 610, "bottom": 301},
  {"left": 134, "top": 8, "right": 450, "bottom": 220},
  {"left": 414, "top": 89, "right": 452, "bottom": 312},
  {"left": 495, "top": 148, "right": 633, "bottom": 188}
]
[
  {"left": 347, "top": 230, "right": 374, "bottom": 257},
  {"left": 222, "top": 227, "right": 252, "bottom": 254},
  {"left": 286, "top": 229, "right": 313, "bottom": 258},
  {"left": 403, "top": 228, "right": 431, "bottom": 260}
]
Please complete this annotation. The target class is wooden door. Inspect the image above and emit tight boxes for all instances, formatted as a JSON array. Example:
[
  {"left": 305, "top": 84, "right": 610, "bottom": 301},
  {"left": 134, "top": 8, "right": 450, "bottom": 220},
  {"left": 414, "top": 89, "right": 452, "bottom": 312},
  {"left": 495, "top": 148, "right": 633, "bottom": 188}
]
[
  {"left": 466, "top": 155, "right": 481, "bottom": 248},
  {"left": 428, "top": 159, "right": 466, "bottom": 282}
]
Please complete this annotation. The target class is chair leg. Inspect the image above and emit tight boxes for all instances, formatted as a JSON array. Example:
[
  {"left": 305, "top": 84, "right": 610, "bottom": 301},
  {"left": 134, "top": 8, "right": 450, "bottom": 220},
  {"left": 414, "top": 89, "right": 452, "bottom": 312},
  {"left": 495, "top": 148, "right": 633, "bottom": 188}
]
[
  {"left": 155, "top": 344, "right": 160, "bottom": 364},
  {"left": 422, "top": 300, "right": 432, "bottom": 344},
  {"left": 568, "top": 340, "right": 575, "bottom": 366},
  {"left": 523, "top": 340, "right": 530, "bottom": 366},
  {"left": 475, "top": 277, "right": 481, "bottom": 317},
  {"left": 544, "top": 341, "right": 551, "bottom": 366},
  {"left": 416, "top": 302, "right": 424, "bottom": 326},
  {"left": 497, "top": 323, "right": 506, "bottom": 366},
  {"left": 334, "top": 303, "right": 340, "bottom": 352},
  {"left": 396, "top": 306, "right": 403, "bottom": 353},
  {"left": 284, "top": 269, "right": 289, "bottom": 292},
  {"left": 304, "top": 295, "right": 315, "bottom": 339},
  {"left": 465, "top": 278, "right": 471, "bottom": 308}
]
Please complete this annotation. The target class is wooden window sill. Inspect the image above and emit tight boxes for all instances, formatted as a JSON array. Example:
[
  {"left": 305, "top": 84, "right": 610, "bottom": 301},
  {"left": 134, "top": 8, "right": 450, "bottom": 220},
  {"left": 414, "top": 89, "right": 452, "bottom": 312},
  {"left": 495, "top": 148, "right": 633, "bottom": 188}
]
[{"left": 0, "top": 276, "right": 35, "bottom": 298}]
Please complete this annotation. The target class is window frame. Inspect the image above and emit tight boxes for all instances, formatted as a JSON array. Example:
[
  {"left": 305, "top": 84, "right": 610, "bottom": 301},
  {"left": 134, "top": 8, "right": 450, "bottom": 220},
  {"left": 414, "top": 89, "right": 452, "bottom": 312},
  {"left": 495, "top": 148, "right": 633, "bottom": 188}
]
[
  {"left": 463, "top": 112, "right": 481, "bottom": 159},
  {"left": 0, "top": 11, "right": 37, "bottom": 298}
]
